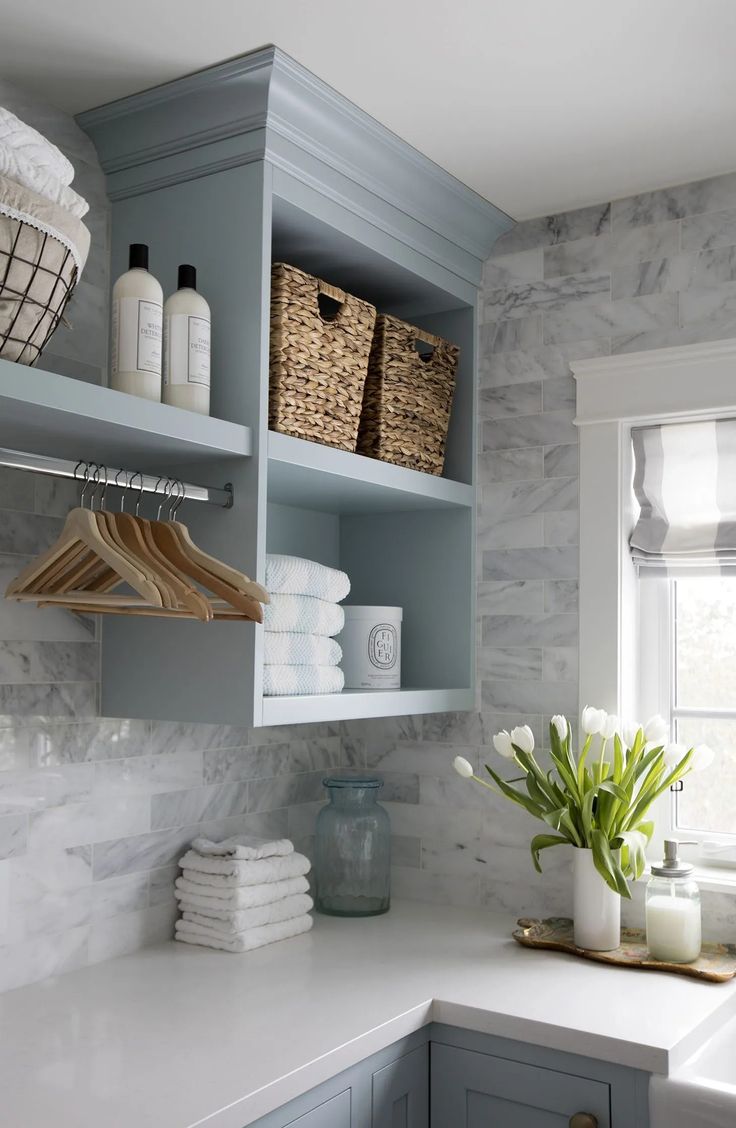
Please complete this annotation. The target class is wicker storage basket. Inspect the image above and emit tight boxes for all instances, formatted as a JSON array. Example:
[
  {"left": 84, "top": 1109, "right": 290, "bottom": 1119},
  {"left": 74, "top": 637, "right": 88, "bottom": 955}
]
[
  {"left": 357, "top": 314, "right": 460, "bottom": 475},
  {"left": 269, "top": 262, "right": 377, "bottom": 451}
]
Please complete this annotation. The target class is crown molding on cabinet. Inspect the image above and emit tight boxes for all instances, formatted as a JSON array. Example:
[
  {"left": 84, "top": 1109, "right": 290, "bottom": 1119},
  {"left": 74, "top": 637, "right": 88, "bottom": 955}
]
[{"left": 77, "top": 46, "right": 512, "bottom": 272}]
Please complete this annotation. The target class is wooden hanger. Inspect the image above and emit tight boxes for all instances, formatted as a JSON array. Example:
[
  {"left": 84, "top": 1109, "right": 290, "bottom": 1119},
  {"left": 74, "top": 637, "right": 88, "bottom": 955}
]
[
  {"left": 5, "top": 508, "right": 164, "bottom": 607},
  {"left": 6, "top": 471, "right": 266, "bottom": 623}
]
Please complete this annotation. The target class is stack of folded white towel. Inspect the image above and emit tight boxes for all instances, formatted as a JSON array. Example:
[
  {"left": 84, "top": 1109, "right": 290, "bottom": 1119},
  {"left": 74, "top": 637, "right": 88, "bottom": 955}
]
[
  {"left": 174, "top": 835, "right": 314, "bottom": 953},
  {"left": 263, "top": 554, "right": 350, "bottom": 696},
  {"left": 0, "top": 107, "right": 89, "bottom": 218}
]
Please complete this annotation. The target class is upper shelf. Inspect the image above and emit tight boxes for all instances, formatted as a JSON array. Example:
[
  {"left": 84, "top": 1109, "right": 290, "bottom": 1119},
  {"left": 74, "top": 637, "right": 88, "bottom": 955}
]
[
  {"left": 0, "top": 359, "right": 252, "bottom": 468},
  {"left": 267, "top": 431, "right": 474, "bottom": 515}
]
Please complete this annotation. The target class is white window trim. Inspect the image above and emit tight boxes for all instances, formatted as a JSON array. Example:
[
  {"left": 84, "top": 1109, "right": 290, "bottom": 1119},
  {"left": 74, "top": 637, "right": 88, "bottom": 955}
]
[{"left": 572, "top": 337, "right": 736, "bottom": 894}]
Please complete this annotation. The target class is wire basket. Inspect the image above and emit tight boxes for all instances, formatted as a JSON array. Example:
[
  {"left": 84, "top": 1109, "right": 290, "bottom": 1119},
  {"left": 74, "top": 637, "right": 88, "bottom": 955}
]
[
  {"left": 0, "top": 213, "right": 79, "bottom": 366},
  {"left": 357, "top": 314, "right": 460, "bottom": 476},
  {"left": 269, "top": 262, "right": 377, "bottom": 452}
]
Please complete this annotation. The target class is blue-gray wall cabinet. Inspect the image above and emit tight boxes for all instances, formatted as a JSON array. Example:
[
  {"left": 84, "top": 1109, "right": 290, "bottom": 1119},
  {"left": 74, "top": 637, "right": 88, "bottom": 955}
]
[{"left": 78, "top": 46, "right": 512, "bottom": 728}]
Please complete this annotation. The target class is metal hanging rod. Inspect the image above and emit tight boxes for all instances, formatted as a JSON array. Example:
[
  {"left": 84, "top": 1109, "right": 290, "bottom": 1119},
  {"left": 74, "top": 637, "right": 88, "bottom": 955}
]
[{"left": 0, "top": 447, "right": 233, "bottom": 509}]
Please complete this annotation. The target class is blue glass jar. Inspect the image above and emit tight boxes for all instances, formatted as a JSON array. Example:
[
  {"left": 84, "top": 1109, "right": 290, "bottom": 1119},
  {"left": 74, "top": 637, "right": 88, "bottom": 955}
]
[{"left": 314, "top": 776, "right": 391, "bottom": 917}]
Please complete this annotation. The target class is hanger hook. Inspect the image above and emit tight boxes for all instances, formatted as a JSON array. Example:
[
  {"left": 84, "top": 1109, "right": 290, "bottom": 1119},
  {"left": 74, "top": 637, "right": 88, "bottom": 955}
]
[
  {"left": 114, "top": 469, "right": 126, "bottom": 512},
  {"left": 173, "top": 478, "right": 186, "bottom": 520},
  {"left": 128, "top": 470, "right": 144, "bottom": 517},
  {"left": 98, "top": 465, "right": 109, "bottom": 511},
  {"left": 77, "top": 462, "right": 91, "bottom": 508},
  {"left": 88, "top": 463, "right": 101, "bottom": 510},
  {"left": 156, "top": 477, "right": 173, "bottom": 521},
  {"left": 169, "top": 478, "right": 184, "bottom": 521}
]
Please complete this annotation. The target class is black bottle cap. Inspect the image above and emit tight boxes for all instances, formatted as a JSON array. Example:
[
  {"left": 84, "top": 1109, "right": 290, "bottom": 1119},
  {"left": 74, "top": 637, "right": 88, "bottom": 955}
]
[
  {"left": 178, "top": 264, "right": 197, "bottom": 290},
  {"left": 128, "top": 243, "right": 149, "bottom": 270}
]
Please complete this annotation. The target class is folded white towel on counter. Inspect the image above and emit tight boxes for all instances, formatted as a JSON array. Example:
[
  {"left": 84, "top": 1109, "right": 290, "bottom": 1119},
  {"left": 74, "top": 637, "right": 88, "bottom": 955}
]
[
  {"left": 0, "top": 107, "right": 74, "bottom": 184},
  {"left": 264, "top": 631, "right": 342, "bottom": 667},
  {"left": 263, "top": 664, "right": 345, "bottom": 697},
  {"left": 175, "top": 873, "right": 310, "bottom": 910},
  {"left": 266, "top": 554, "right": 351, "bottom": 603},
  {"left": 189, "top": 835, "right": 294, "bottom": 861},
  {"left": 175, "top": 913, "right": 313, "bottom": 953},
  {"left": 179, "top": 851, "right": 310, "bottom": 888},
  {"left": 181, "top": 892, "right": 314, "bottom": 932},
  {"left": 0, "top": 146, "right": 89, "bottom": 217},
  {"left": 264, "top": 593, "right": 345, "bottom": 637}
]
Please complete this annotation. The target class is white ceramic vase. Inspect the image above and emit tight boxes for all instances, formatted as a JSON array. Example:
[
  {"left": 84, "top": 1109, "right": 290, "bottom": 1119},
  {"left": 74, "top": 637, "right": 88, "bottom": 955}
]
[{"left": 573, "top": 847, "right": 621, "bottom": 951}]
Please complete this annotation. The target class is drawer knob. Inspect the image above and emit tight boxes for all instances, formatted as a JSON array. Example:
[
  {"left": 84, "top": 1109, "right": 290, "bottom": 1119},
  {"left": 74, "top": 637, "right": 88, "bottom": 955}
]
[{"left": 570, "top": 1116, "right": 598, "bottom": 1128}]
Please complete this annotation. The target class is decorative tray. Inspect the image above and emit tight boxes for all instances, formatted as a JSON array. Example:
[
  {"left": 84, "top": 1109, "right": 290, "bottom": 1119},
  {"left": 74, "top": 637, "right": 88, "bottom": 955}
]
[{"left": 513, "top": 917, "right": 736, "bottom": 983}]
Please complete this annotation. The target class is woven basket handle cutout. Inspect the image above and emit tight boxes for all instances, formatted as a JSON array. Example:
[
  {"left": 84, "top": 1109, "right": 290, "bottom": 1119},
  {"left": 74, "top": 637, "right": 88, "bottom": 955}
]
[
  {"left": 413, "top": 327, "right": 445, "bottom": 365},
  {"left": 316, "top": 279, "right": 347, "bottom": 325}
]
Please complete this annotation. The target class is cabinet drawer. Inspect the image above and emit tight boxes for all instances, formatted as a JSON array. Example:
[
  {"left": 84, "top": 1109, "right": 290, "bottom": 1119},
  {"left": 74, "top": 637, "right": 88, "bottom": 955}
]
[{"left": 431, "top": 1042, "right": 611, "bottom": 1128}]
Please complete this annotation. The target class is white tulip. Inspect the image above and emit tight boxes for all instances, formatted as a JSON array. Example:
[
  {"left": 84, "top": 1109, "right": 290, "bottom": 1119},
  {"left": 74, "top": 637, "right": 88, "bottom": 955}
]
[
  {"left": 551, "top": 714, "right": 568, "bottom": 742},
  {"left": 581, "top": 706, "right": 606, "bottom": 735},
  {"left": 622, "top": 720, "right": 641, "bottom": 749},
  {"left": 510, "top": 724, "right": 535, "bottom": 755},
  {"left": 492, "top": 730, "right": 515, "bottom": 759},
  {"left": 644, "top": 714, "right": 669, "bottom": 747},
  {"left": 601, "top": 713, "right": 620, "bottom": 740},
  {"left": 663, "top": 742, "right": 688, "bottom": 768},
  {"left": 692, "top": 744, "right": 715, "bottom": 773},
  {"left": 453, "top": 755, "right": 475, "bottom": 779}
]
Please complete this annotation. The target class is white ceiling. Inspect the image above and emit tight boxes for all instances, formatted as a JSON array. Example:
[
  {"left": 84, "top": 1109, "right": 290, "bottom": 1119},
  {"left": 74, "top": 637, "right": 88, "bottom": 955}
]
[{"left": 3, "top": 0, "right": 736, "bottom": 219}]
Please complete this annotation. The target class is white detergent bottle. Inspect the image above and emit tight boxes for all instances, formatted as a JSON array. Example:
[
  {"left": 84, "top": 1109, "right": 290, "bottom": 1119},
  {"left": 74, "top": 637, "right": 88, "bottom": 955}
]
[
  {"left": 163, "top": 264, "right": 211, "bottom": 415},
  {"left": 111, "top": 243, "right": 163, "bottom": 401}
]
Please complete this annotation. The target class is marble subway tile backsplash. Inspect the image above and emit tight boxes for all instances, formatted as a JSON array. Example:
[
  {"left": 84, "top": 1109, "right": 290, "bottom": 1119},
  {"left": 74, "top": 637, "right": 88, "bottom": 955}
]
[{"left": 0, "top": 467, "right": 359, "bottom": 993}]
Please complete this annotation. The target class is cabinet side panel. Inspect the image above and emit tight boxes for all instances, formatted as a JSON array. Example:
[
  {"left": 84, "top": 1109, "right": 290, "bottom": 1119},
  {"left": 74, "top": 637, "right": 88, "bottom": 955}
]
[{"left": 101, "top": 161, "right": 270, "bottom": 724}]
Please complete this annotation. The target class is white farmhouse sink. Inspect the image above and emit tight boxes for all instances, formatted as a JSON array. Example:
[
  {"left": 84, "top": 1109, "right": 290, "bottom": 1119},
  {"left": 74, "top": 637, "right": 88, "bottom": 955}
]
[{"left": 650, "top": 1010, "right": 736, "bottom": 1127}]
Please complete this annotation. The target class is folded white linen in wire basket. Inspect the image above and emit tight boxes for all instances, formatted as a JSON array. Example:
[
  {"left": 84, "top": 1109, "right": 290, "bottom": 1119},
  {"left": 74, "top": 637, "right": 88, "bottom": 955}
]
[
  {"left": 264, "top": 631, "right": 342, "bottom": 666},
  {"left": 0, "top": 107, "right": 74, "bottom": 184},
  {"left": 265, "top": 553, "right": 350, "bottom": 602},
  {"left": 263, "top": 664, "right": 344, "bottom": 697},
  {"left": 264, "top": 593, "right": 345, "bottom": 637}
]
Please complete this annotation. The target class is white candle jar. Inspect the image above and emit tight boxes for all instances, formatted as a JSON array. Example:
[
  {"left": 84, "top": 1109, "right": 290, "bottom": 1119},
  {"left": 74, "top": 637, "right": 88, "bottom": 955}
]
[{"left": 646, "top": 840, "right": 701, "bottom": 963}]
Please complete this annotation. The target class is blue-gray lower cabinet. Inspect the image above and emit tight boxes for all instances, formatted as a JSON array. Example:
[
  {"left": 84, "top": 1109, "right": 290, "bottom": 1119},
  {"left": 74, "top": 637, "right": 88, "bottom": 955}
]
[
  {"left": 247, "top": 1032, "right": 428, "bottom": 1128},
  {"left": 282, "top": 1088, "right": 351, "bottom": 1127},
  {"left": 246, "top": 1025, "right": 649, "bottom": 1128},
  {"left": 431, "top": 1042, "right": 610, "bottom": 1126},
  {"left": 372, "top": 1044, "right": 428, "bottom": 1127}
]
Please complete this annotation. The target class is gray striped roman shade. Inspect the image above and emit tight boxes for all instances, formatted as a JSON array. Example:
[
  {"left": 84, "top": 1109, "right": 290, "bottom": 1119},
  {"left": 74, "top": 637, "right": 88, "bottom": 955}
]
[{"left": 630, "top": 419, "right": 736, "bottom": 575}]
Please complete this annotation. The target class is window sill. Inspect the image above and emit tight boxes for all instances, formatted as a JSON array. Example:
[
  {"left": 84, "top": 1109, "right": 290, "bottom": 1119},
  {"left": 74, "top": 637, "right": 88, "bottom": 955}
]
[
  {"left": 642, "top": 863, "right": 736, "bottom": 895},
  {"left": 694, "top": 865, "right": 736, "bottom": 896}
]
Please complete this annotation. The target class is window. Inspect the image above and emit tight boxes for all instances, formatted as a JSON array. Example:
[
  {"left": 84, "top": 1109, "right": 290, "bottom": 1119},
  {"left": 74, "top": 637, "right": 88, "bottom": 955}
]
[
  {"left": 573, "top": 338, "right": 736, "bottom": 866},
  {"left": 670, "top": 577, "right": 736, "bottom": 836}
]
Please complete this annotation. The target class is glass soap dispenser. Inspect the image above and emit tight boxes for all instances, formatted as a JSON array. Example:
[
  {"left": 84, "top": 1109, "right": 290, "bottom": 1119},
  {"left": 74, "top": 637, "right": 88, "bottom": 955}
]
[{"left": 646, "top": 839, "right": 701, "bottom": 963}]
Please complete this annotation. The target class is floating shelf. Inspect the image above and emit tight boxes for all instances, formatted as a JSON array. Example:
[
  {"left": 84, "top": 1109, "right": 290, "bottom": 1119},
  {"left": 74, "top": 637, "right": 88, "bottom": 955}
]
[
  {"left": 267, "top": 431, "right": 474, "bottom": 515},
  {"left": 261, "top": 686, "right": 474, "bottom": 726},
  {"left": 0, "top": 359, "right": 251, "bottom": 469}
]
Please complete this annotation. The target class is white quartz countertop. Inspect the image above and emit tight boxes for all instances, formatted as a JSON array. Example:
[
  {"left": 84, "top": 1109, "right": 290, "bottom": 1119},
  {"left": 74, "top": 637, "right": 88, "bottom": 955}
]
[{"left": 2, "top": 900, "right": 736, "bottom": 1128}]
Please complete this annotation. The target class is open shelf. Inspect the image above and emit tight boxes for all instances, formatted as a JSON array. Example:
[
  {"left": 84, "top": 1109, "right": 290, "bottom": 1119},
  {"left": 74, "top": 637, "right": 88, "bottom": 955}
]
[
  {"left": 268, "top": 431, "right": 474, "bottom": 515},
  {"left": 261, "top": 686, "right": 474, "bottom": 726},
  {"left": 0, "top": 358, "right": 251, "bottom": 468}
]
